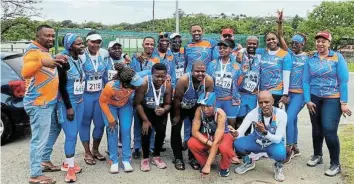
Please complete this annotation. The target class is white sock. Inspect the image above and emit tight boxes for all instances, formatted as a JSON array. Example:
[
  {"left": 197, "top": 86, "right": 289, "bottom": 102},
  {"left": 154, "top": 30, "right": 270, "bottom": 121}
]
[
  {"left": 66, "top": 157, "right": 75, "bottom": 168},
  {"left": 64, "top": 159, "right": 68, "bottom": 165}
]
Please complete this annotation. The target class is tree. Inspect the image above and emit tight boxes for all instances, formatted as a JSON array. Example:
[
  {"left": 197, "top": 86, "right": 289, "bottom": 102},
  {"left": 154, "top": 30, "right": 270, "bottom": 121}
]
[
  {"left": 298, "top": 1, "right": 354, "bottom": 50},
  {"left": 1, "top": 0, "right": 42, "bottom": 39},
  {"left": 220, "top": 13, "right": 227, "bottom": 19},
  {"left": 291, "top": 14, "right": 303, "bottom": 30}
]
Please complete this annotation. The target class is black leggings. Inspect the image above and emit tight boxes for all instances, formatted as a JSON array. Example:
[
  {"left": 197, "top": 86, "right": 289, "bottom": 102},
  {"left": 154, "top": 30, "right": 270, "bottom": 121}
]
[
  {"left": 140, "top": 107, "right": 167, "bottom": 159},
  {"left": 170, "top": 106, "right": 197, "bottom": 160}
]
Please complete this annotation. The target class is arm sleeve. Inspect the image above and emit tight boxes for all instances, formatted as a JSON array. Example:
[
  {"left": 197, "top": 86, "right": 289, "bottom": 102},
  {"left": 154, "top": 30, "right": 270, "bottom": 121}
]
[
  {"left": 303, "top": 59, "right": 311, "bottom": 103},
  {"left": 265, "top": 110, "right": 287, "bottom": 144},
  {"left": 57, "top": 63, "right": 72, "bottom": 109},
  {"left": 99, "top": 83, "right": 115, "bottom": 123},
  {"left": 237, "top": 110, "right": 255, "bottom": 137},
  {"left": 282, "top": 53, "right": 292, "bottom": 95},
  {"left": 336, "top": 53, "right": 349, "bottom": 103},
  {"left": 21, "top": 50, "right": 43, "bottom": 79}
]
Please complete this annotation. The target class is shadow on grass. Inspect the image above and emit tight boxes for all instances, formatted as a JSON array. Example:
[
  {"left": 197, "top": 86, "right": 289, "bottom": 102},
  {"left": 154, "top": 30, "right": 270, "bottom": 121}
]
[{"left": 339, "top": 124, "right": 354, "bottom": 184}]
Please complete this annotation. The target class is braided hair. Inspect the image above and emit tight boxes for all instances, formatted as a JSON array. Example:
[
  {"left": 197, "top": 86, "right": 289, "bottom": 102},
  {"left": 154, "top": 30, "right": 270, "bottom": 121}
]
[{"left": 113, "top": 63, "right": 136, "bottom": 87}]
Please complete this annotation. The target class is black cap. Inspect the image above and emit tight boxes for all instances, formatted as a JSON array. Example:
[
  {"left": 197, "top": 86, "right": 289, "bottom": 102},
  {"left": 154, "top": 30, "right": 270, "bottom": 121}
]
[{"left": 217, "top": 39, "right": 235, "bottom": 49}]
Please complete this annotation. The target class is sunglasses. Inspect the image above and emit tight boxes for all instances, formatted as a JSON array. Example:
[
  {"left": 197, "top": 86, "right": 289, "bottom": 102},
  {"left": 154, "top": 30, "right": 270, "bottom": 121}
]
[
  {"left": 159, "top": 32, "right": 169, "bottom": 38},
  {"left": 172, "top": 40, "right": 182, "bottom": 44},
  {"left": 222, "top": 34, "right": 232, "bottom": 38}
]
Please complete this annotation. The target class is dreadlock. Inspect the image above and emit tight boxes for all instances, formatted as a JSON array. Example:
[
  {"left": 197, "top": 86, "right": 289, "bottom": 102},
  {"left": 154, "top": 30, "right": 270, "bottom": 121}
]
[{"left": 113, "top": 63, "right": 136, "bottom": 85}]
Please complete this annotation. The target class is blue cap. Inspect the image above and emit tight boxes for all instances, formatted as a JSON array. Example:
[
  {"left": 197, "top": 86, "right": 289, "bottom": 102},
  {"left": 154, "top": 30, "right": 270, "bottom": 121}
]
[
  {"left": 197, "top": 92, "right": 216, "bottom": 106},
  {"left": 130, "top": 74, "right": 144, "bottom": 87},
  {"left": 291, "top": 34, "right": 305, "bottom": 44}
]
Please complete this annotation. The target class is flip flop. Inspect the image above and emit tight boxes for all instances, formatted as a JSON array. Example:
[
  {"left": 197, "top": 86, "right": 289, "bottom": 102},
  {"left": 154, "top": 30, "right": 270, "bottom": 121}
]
[
  {"left": 29, "top": 178, "right": 56, "bottom": 184},
  {"left": 84, "top": 157, "right": 96, "bottom": 165},
  {"left": 42, "top": 165, "right": 61, "bottom": 172},
  {"left": 93, "top": 154, "right": 106, "bottom": 161}
]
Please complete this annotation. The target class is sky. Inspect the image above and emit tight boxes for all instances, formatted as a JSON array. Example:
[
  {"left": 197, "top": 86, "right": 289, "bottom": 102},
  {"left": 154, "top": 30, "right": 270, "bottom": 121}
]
[{"left": 35, "top": 0, "right": 334, "bottom": 25}]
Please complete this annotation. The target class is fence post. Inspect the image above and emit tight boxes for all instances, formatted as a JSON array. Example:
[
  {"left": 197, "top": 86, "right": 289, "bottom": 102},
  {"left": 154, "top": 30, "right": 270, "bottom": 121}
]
[
  {"left": 55, "top": 29, "right": 59, "bottom": 54},
  {"left": 11, "top": 44, "right": 13, "bottom": 51}
]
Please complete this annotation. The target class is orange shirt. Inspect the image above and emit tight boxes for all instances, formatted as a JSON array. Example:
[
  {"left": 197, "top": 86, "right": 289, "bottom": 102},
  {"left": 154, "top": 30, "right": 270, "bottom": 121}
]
[{"left": 22, "top": 41, "right": 59, "bottom": 106}]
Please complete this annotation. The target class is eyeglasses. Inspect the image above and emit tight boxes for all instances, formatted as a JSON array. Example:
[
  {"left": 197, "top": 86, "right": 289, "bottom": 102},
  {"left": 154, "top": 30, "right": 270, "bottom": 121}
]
[{"left": 222, "top": 34, "right": 232, "bottom": 38}]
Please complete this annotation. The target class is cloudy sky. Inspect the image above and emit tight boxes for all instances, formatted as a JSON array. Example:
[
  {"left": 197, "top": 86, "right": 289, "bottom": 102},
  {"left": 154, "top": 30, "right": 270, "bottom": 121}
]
[{"left": 35, "top": 0, "right": 333, "bottom": 25}]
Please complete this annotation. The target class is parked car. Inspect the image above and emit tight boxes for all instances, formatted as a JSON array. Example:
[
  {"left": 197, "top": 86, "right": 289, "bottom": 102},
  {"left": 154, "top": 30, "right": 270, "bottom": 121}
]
[{"left": 1, "top": 52, "right": 28, "bottom": 145}]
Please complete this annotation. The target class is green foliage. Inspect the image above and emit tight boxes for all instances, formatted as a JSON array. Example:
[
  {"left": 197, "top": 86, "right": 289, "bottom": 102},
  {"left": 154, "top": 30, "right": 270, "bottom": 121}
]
[{"left": 1, "top": 1, "right": 354, "bottom": 52}]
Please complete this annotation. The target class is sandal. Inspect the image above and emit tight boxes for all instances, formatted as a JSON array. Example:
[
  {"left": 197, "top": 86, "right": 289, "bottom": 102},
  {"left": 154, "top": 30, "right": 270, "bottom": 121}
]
[
  {"left": 84, "top": 157, "right": 96, "bottom": 165},
  {"left": 41, "top": 163, "right": 61, "bottom": 172},
  {"left": 231, "top": 157, "right": 241, "bottom": 164},
  {"left": 173, "top": 159, "right": 185, "bottom": 170},
  {"left": 188, "top": 159, "right": 201, "bottom": 170},
  {"left": 93, "top": 153, "right": 106, "bottom": 161},
  {"left": 29, "top": 176, "right": 56, "bottom": 184}
]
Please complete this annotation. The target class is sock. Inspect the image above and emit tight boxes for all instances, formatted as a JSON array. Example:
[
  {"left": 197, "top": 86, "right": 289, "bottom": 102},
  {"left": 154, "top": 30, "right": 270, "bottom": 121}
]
[{"left": 66, "top": 157, "right": 74, "bottom": 168}]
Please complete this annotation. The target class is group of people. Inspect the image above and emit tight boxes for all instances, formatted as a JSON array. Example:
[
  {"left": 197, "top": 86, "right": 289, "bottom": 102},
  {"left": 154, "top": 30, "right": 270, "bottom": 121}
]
[{"left": 22, "top": 11, "right": 351, "bottom": 184}]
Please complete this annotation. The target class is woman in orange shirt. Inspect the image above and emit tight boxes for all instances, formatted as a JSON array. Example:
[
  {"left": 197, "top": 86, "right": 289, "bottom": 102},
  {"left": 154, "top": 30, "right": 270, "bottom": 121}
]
[{"left": 99, "top": 63, "right": 144, "bottom": 173}]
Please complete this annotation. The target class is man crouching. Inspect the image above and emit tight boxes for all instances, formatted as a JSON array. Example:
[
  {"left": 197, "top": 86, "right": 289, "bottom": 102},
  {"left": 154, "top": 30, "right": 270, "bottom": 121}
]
[{"left": 188, "top": 92, "right": 237, "bottom": 177}]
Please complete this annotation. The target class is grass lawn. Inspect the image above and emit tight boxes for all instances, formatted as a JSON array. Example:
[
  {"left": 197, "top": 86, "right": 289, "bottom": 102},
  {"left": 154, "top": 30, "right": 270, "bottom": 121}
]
[
  {"left": 339, "top": 125, "right": 354, "bottom": 184},
  {"left": 348, "top": 62, "right": 354, "bottom": 72}
]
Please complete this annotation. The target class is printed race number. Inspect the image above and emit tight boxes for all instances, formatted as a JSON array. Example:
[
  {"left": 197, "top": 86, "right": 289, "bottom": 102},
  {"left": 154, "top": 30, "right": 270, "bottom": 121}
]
[
  {"left": 108, "top": 70, "right": 117, "bottom": 81},
  {"left": 175, "top": 68, "right": 184, "bottom": 79},
  {"left": 215, "top": 77, "right": 232, "bottom": 89},
  {"left": 87, "top": 79, "right": 102, "bottom": 92},
  {"left": 74, "top": 80, "right": 85, "bottom": 95}
]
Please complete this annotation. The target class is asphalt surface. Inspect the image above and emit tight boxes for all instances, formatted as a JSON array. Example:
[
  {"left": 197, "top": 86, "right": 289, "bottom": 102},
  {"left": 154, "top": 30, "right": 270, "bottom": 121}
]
[{"left": 1, "top": 74, "right": 353, "bottom": 184}]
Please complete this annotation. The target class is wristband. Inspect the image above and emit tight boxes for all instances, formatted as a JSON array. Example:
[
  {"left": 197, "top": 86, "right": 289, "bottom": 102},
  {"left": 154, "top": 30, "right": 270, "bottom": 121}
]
[{"left": 205, "top": 139, "right": 209, "bottom": 145}]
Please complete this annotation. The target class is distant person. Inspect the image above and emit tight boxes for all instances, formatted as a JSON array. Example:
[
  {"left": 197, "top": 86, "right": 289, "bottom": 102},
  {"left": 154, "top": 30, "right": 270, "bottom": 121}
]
[
  {"left": 134, "top": 63, "right": 172, "bottom": 171},
  {"left": 185, "top": 25, "right": 217, "bottom": 72},
  {"left": 233, "top": 91, "right": 287, "bottom": 182},
  {"left": 22, "top": 24, "right": 65, "bottom": 184},
  {"left": 303, "top": 31, "right": 352, "bottom": 176},
  {"left": 188, "top": 92, "right": 237, "bottom": 177}
]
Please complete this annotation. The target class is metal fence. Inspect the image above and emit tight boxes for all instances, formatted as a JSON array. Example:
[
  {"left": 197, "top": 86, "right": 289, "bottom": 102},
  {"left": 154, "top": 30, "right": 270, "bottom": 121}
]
[{"left": 54, "top": 28, "right": 266, "bottom": 55}]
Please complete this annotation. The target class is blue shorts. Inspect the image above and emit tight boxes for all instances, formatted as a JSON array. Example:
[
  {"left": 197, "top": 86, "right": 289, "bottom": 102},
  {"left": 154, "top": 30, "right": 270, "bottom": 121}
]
[
  {"left": 238, "top": 93, "right": 257, "bottom": 117},
  {"left": 216, "top": 99, "right": 239, "bottom": 119}
]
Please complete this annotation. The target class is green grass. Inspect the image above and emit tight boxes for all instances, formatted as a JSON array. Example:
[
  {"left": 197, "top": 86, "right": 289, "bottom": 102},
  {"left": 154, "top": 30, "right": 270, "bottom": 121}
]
[
  {"left": 339, "top": 125, "right": 354, "bottom": 184},
  {"left": 348, "top": 62, "right": 354, "bottom": 72}
]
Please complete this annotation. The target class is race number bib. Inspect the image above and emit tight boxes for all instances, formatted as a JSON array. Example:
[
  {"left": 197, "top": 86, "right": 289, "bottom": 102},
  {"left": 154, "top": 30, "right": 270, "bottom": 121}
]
[
  {"left": 108, "top": 70, "right": 117, "bottom": 81},
  {"left": 74, "top": 80, "right": 85, "bottom": 95},
  {"left": 175, "top": 68, "right": 184, "bottom": 79},
  {"left": 87, "top": 79, "right": 102, "bottom": 92},
  {"left": 243, "top": 71, "right": 258, "bottom": 92},
  {"left": 215, "top": 77, "right": 232, "bottom": 89}
]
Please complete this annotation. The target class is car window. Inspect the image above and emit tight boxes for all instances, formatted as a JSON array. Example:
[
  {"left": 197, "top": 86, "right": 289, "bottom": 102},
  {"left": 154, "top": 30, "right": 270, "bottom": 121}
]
[{"left": 2, "top": 55, "right": 23, "bottom": 78}]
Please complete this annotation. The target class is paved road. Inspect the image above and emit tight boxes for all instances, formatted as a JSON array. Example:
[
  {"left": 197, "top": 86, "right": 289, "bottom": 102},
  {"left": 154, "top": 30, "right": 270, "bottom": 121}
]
[{"left": 1, "top": 74, "right": 353, "bottom": 184}]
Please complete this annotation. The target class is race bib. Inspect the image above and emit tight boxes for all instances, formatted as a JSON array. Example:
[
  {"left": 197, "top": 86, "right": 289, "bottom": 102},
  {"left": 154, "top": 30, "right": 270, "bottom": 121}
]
[
  {"left": 215, "top": 77, "right": 232, "bottom": 89},
  {"left": 74, "top": 80, "right": 85, "bottom": 95},
  {"left": 175, "top": 68, "right": 184, "bottom": 79},
  {"left": 243, "top": 71, "right": 258, "bottom": 92},
  {"left": 87, "top": 79, "right": 102, "bottom": 92},
  {"left": 108, "top": 70, "right": 117, "bottom": 81}
]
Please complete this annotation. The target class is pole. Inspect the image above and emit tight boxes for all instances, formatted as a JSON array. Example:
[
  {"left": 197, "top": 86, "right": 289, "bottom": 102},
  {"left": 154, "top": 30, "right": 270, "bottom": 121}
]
[
  {"left": 152, "top": 0, "right": 155, "bottom": 31},
  {"left": 175, "top": 0, "right": 179, "bottom": 33}
]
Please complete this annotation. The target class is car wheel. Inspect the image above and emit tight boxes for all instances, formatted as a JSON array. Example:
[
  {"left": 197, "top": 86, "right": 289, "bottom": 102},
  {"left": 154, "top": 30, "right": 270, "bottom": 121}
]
[{"left": 1, "top": 112, "right": 12, "bottom": 145}]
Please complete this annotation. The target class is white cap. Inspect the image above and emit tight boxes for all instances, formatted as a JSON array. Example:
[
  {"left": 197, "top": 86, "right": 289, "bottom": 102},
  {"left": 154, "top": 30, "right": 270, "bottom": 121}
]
[
  {"left": 86, "top": 34, "right": 102, "bottom": 41},
  {"left": 108, "top": 41, "right": 122, "bottom": 49},
  {"left": 169, "top": 33, "right": 181, "bottom": 40}
]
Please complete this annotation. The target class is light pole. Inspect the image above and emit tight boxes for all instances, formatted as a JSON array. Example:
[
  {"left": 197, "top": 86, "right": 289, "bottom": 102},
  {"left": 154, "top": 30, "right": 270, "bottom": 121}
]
[{"left": 175, "top": 0, "right": 179, "bottom": 33}]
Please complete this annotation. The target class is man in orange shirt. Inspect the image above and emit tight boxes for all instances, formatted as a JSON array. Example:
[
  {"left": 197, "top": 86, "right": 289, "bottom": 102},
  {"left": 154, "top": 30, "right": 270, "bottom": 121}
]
[{"left": 22, "top": 25, "right": 66, "bottom": 184}]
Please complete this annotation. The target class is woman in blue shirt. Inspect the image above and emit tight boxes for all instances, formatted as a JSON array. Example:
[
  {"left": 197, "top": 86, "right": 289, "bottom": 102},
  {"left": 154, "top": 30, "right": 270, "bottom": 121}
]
[{"left": 303, "top": 31, "right": 352, "bottom": 177}]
